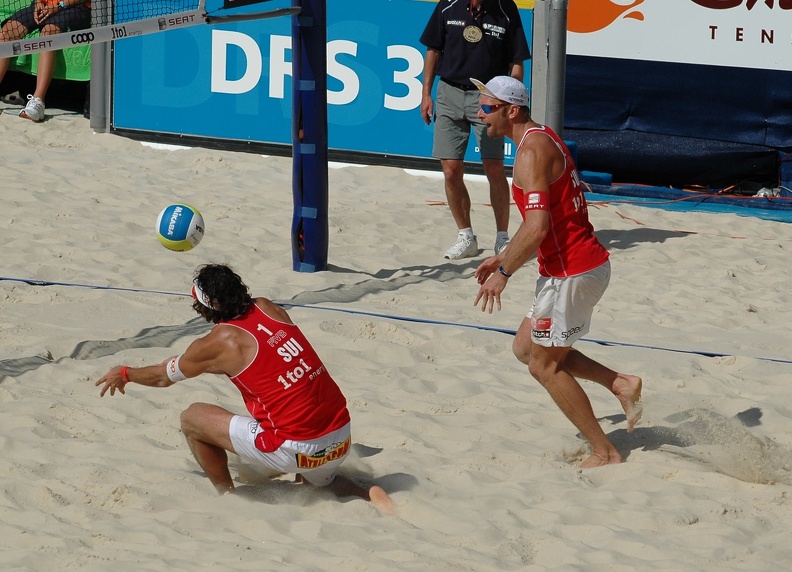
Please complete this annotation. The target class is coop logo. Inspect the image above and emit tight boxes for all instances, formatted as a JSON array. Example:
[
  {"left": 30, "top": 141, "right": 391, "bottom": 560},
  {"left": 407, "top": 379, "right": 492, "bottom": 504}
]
[
  {"left": 70, "top": 32, "right": 95, "bottom": 45},
  {"left": 568, "top": 0, "right": 645, "bottom": 33}
]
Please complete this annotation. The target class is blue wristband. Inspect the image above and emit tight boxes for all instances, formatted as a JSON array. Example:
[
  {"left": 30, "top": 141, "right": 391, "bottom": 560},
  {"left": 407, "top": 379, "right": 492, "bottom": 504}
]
[{"left": 498, "top": 265, "right": 512, "bottom": 278}]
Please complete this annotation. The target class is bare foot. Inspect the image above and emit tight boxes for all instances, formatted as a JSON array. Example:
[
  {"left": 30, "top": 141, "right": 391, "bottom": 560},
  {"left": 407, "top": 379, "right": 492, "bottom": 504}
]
[
  {"left": 326, "top": 475, "right": 395, "bottom": 514},
  {"left": 580, "top": 450, "right": 623, "bottom": 469},
  {"left": 369, "top": 485, "right": 396, "bottom": 515},
  {"left": 613, "top": 374, "right": 643, "bottom": 432}
]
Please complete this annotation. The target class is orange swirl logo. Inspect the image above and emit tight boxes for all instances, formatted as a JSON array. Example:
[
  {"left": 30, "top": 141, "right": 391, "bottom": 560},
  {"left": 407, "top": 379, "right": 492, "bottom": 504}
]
[{"left": 568, "top": 0, "right": 645, "bottom": 33}]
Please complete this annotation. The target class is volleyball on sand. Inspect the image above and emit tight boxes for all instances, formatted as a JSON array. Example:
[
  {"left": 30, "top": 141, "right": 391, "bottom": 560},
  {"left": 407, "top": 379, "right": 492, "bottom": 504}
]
[{"left": 156, "top": 204, "right": 205, "bottom": 251}]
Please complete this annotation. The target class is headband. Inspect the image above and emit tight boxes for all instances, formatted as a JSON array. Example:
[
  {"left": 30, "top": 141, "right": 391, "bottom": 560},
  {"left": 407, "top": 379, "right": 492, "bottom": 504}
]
[{"left": 191, "top": 279, "right": 215, "bottom": 309}]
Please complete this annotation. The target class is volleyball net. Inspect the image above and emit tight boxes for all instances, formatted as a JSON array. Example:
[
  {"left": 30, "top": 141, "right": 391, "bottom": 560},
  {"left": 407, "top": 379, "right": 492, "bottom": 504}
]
[
  {"left": 0, "top": 0, "right": 299, "bottom": 58},
  {"left": 1, "top": 0, "right": 329, "bottom": 273}
]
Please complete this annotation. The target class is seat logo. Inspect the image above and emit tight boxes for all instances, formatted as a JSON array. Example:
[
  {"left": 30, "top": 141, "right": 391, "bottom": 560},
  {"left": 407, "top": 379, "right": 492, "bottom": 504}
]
[{"left": 71, "top": 32, "right": 95, "bottom": 44}]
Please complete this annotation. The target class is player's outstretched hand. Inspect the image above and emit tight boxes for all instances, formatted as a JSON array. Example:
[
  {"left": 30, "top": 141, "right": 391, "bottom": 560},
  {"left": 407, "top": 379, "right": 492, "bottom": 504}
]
[
  {"left": 474, "top": 256, "right": 508, "bottom": 313},
  {"left": 474, "top": 255, "right": 499, "bottom": 285},
  {"left": 96, "top": 366, "right": 128, "bottom": 397}
]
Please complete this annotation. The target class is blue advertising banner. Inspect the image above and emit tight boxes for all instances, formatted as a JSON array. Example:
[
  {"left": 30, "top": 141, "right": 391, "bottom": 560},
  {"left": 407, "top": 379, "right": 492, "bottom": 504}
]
[{"left": 112, "top": 0, "right": 533, "bottom": 166}]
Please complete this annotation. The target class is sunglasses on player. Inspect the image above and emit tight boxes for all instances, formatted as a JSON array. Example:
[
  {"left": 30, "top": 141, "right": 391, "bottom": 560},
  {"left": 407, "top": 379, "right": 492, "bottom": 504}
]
[{"left": 480, "top": 103, "right": 509, "bottom": 114}]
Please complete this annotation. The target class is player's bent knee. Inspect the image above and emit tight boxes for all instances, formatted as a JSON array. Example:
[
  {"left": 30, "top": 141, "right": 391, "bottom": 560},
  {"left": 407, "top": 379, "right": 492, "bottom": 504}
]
[
  {"left": 179, "top": 408, "right": 192, "bottom": 434},
  {"left": 180, "top": 403, "right": 203, "bottom": 434},
  {"left": 512, "top": 339, "right": 530, "bottom": 365},
  {"left": 527, "top": 360, "right": 551, "bottom": 386}
]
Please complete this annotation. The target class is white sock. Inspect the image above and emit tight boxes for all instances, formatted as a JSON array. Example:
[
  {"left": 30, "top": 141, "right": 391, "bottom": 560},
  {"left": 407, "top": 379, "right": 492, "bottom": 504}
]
[
  {"left": 459, "top": 227, "right": 474, "bottom": 239},
  {"left": 496, "top": 231, "right": 509, "bottom": 241}
]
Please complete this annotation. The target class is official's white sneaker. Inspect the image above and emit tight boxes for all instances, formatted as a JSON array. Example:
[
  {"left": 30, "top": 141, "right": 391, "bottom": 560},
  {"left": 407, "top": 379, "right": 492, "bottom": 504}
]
[
  {"left": 20, "top": 95, "right": 44, "bottom": 122},
  {"left": 444, "top": 234, "right": 478, "bottom": 260},
  {"left": 495, "top": 235, "right": 511, "bottom": 255}
]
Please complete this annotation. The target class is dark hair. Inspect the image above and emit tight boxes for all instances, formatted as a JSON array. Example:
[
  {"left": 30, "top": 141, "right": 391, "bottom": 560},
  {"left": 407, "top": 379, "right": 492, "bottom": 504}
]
[
  {"left": 516, "top": 105, "right": 531, "bottom": 118},
  {"left": 192, "top": 264, "right": 253, "bottom": 323}
]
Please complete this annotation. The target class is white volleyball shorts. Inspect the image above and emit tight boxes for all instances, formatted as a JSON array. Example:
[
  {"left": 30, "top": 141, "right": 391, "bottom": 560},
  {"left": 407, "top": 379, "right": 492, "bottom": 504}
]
[
  {"left": 529, "top": 260, "right": 611, "bottom": 347},
  {"left": 229, "top": 415, "right": 351, "bottom": 487}
]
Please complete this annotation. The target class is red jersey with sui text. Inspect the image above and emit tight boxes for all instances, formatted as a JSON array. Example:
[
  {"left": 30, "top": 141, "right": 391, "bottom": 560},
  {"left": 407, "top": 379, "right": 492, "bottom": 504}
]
[
  {"left": 222, "top": 303, "right": 350, "bottom": 452},
  {"left": 511, "top": 125, "right": 609, "bottom": 278}
]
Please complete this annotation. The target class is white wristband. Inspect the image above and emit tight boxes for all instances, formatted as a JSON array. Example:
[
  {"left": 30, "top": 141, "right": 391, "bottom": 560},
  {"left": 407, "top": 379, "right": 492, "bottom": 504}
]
[{"left": 166, "top": 355, "right": 187, "bottom": 382}]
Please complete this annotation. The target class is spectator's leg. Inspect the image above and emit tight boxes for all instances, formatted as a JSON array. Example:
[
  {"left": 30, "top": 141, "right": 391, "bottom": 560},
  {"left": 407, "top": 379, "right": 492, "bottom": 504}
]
[
  {"left": 35, "top": 25, "right": 61, "bottom": 102},
  {"left": 0, "top": 20, "right": 31, "bottom": 86}
]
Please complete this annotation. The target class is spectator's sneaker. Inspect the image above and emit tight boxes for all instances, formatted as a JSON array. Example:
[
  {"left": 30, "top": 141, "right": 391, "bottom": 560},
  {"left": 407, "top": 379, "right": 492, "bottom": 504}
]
[
  {"left": 495, "top": 235, "right": 511, "bottom": 255},
  {"left": 444, "top": 234, "right": 478, "bottom": 260},
  {"left": 19, "top": 95, "right": 44, "bottom": 122}
]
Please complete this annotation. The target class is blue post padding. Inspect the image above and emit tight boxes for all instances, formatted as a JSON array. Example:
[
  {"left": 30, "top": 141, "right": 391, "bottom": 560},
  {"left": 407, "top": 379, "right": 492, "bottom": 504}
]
[
  {"left": 291, "top": 0, "right": 329, "bottom": 273},
  {"left": 580, "top": 171, "right": 613, "bottom": 186}
]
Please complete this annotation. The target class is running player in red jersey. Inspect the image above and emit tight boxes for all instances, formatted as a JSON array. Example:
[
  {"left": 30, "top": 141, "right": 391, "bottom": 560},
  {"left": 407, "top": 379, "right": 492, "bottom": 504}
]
[
  {"left": 470, "top": 76, "right": 643, "bottom": 468},
  {"left": 96, "top": 264, "right": 393, "bottom": 512}
]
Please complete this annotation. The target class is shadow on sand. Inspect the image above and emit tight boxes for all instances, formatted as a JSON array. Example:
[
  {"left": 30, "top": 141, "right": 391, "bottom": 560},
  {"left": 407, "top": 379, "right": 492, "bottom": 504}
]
[{"left": 595, "top": 407, "right": 792, "bottom": 485}]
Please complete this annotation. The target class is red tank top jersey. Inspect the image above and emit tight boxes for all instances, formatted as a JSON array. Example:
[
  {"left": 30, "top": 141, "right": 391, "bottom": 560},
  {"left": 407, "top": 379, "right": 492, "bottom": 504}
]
[
  {"left": 511, "top": 125, "right": 609, "bottom": 277},
  {"left": 223, "top": 303, "right": 350, "bottom": 452}
]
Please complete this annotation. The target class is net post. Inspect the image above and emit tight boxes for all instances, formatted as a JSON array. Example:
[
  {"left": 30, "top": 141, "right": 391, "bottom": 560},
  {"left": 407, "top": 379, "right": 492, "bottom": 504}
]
[
  {"left": 546, "top": 0, "right": 568, "bottom": 138},
  {"left": 530, "top": 0, "right": 568, "bottom": 138},
  {"left": 89, "top": 46, "right": 110, "bottom": 132},
  {"left": 530, "top": 1, "right": 548, "bottom": 126},
  {"left": 290, "top": 0, "right": 329, "bottom": 273},
  {"left": 89, "top": 0, "right": 111, "bottom": 132}
]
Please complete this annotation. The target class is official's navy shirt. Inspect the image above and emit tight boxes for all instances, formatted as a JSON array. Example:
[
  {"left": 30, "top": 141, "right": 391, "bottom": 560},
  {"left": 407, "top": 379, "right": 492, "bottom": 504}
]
[{"left": 420, "top": 0, "right": 531, "bottom": 87}]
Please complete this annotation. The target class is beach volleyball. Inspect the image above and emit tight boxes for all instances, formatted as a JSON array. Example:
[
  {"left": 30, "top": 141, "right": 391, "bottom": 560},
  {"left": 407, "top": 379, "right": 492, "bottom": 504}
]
[{"left": 156, "top": 204, "right": 205, "bottom": 251}]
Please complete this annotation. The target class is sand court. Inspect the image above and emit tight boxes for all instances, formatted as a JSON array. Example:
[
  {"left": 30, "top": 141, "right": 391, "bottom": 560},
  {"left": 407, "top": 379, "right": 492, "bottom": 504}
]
[{"left": 2, "top": 110, "right": 792, "bottom": 570}]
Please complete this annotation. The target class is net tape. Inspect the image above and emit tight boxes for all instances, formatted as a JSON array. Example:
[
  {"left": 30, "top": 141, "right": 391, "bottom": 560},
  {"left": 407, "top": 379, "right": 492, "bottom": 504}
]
[{"left": 0, "top": 1, "right": 299, "bottom": 59}]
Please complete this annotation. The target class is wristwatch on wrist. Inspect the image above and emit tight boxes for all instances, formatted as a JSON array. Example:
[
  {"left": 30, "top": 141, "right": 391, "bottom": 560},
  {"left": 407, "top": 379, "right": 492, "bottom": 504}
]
[{"left": 58, "top": 1, "right": 66, "bottom": 9}]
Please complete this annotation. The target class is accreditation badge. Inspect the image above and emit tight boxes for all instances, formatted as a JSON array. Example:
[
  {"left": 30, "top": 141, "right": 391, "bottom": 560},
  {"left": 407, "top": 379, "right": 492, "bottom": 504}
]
[{"left": 463, "top": 25, "right": 483, "bottom": 43}]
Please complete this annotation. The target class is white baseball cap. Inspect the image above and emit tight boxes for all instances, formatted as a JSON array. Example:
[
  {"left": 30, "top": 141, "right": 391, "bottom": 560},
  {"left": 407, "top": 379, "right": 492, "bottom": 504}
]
[{"left": 470, "top": 76, "right": 529, "bottom": 106}]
